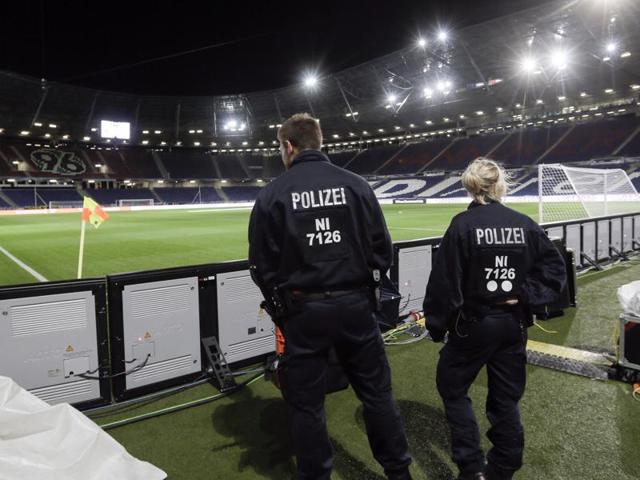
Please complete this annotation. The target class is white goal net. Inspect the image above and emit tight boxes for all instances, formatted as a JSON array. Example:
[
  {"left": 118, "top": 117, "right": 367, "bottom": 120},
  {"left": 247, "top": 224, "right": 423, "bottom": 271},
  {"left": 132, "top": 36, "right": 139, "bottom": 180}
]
[
  {"left": 48, "top": 200, "right": 84, "bottom": 209},
  {"left": 538, "top": 164, "right": 640, "bottom": 223},
  {"left": 117, "top": 198, "right": 155, "bottom": 207}
]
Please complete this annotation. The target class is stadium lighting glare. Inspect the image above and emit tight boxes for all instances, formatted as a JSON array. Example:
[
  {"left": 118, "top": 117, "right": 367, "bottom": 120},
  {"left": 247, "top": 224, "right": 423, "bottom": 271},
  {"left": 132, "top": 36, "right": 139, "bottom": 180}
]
[
  {"left": 580, "top": 91, "right": 588, "bottom": 97},
  {"left": 11, "top": 160, "right": 19, "bottom": 165},
  {"left": 189, "top": 180, "right": 196, "bottom": 184},
  {"left": 520, "top": 56, "right": 537, "bottom": 73},
  {"left": 536, "top": 99, "right": 544, "bottom": 105},
  {"left": 423, "top": 87, "right": 433, "bottom": 98},
  {"left": 425, "top": 120, "right": 433, "bottom": 125},
  {"left": 141, "top": 140, "right": 149, "bottom": 145},
  {"left": 94, "top": 163, "right": 102, "bottom": 168},
  {"left": 142, "top": 130, "right": 149, "bottom": 134},
  {"left": 188, "top": 130, "right": 195, "bottom": 134},
  {"left": 409, "top": 124, "right": 415, "bottom": 128},
  {"left": 7, "top": 179, "right": 15, "bottom": 183},
  {"left": 158, "top": 180, "right": 164, "bottom": 184},
  {"left": 604, "top": 88, "right": 614, "bottom": 94},
  {"left": 394, "top": 126, "right": 401, "bottom": 130},
  {"left": 0, "top": 128, "right": 4, "bottom": 134},
  {"left": 257, "top": 179, "right": 263, "bottom": 183},
  {"left": 194, "top": 142, "right": 201, "bottom": 146},
  {"left": 603, "top": 56, "right": 611, "bottom": 62},
  {"left": 631, "top": 84, "right": 640, "bottom": 91},
  {"left": 550, "top": 50, "right": 569, "bottom": 70},
  {"left": 378, "top": 128, "right": 384, "bottom": 133},
  {"left": 196, "top": 129, "right": 203, "bottom": 134},
  {"left": 459, "top": 114, "right": 466, "bottom": 119},
  {"left": 496, "top": 107, "right": 503, "bottom": 112},
  {"left": 362, "top": 130, "right": 369, "bottom": 135},
  {"left": 620, "top": 51, "right": 631, "bottom": 58},
  {"left": 437, "top": 30, "right": 448, "bottom": 42},
  {"left": 48, "top": 124, "right": 57, "bottom": 128},
  {"left": 20, "top": 131, "right": 30, "bottom": 136},
  {"left": 176, "top": 141, "right": 182, "bottom": 146},
  {"left": 558, "top": 96, "right": 566, "bottom": 101},
  {"left": 387, "top": 93, "right": 398, "bottom": 104},
  {"left": 348, "top": 132, "right": 355, "bottom": 137},
  {"left": 303, "top": 74, "right": 319, "bottom": 89},
  {"left": 160, "top": 141, "right": 167, "bottom": 146},
  {"left": 83, "top": 136, "right": 91, "bottom": 141},
  {"left": 515, "top": 103, "right": 522, "bottom": 108},
  {"left": 417, "top": 37, "right": 427, "bottom": 48},
  {"left": 476, "top": 111, "right": 484, "bottom": 116},
  {"left": 220, "top": 179, "right": 228, "bottom": 184},
  {"left": 62, "top": 134, "right": 69, "bottom": 139},
  {"left": 33, "top": 122, "right": 42, "bottom": 127},
  {"left": 606, "top": 42, "right": 617, "bottom": 53},
  {"left": 87, "top": 180, "right": 95, "bottom": 184},
  {"left": 91, "top": 127, "right": 98, "bottom": 132},
  {"left": 154, "top": 130, "right": 161, "bottom": 134}
]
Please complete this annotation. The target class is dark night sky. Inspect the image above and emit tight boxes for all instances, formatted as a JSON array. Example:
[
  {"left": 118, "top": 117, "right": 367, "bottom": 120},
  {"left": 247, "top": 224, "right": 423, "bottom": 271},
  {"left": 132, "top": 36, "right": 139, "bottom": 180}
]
[{"left": 0, "top": 0, "right": 548, "bottom": 96}]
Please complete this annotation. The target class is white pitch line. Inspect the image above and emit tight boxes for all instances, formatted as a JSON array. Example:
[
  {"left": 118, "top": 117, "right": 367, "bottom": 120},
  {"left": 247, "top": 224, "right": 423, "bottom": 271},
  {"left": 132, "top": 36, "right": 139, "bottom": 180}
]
[
  {"left": 0, "top": 246, "right": 48, "bottom": 282},
  {"left": 389, "top": 226, "right": 444, "bottom": 232},
  {"left": 187, "top": 208, "right": 253, "bottom": 213}
]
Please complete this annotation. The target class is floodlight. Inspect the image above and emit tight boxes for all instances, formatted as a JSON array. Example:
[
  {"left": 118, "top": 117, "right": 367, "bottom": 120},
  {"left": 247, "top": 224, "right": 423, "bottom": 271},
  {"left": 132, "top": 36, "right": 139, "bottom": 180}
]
[
  {"left": 620, "top": 51, "right": 631, "bottom": 58},
  {"left": 558, "top": 96, "right": 566, "bottom": 101},
  {"left": 417, "top": 37, "right": 427, "bottom": 48},
  {"left": 550, "top": 50, "right": 568, "bottom": 70},
  {"left": 437, "top": 30, "right": 448, "bottom": 42},
  {"left": 20, "top": 131, "right": 30, "bottom": 136},
  {"left": 83, "top": 136, "right": 91, "bottom": 141},
  {"left": 521, "top": 56, "right": 537, "bottom": 73},
  {"left": 62, "top": 134, "right": 70, "bottom": 139},
  {"left": 34, "top": 122, "right": 42, "bottom": 127},
  {"left": 141, "top": 140, "right": 149, "bottom": 145},
  {"left": 423, "top": 87, "right": 433, "bottom": 98},
  {"left": 303, "top": 74, "right": 318, "bottom": 89},
  {"left": 606, "top": 42, "right": 617, "bottom": 53},
  {"left": 387, "top": 93, "right": 398, "bottom": 104},
  {"left": 49, "top": 124, "right": 57, "bottom": 128}
]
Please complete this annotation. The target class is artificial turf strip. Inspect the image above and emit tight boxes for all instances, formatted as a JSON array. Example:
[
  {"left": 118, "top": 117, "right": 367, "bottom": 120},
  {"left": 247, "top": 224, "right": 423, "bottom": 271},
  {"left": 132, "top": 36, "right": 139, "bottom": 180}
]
[
  {"left": 96, "top": 262, "right": 640, "bottom": 480},
  {"left": 0, "top": 203, "right": 540, "bottom": 286}
]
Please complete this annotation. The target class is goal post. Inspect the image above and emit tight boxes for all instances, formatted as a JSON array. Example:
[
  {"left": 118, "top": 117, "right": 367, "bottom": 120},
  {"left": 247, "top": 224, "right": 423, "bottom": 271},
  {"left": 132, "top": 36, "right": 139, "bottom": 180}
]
[
  {"left": 117, "top": 199, "right": 155, "bottom": 207},
  {"left": 538, "top": 164, "right": 640, "bottom": 223},
  {"left": 48, "top": 200, "right": 84, "bottom": 209}
]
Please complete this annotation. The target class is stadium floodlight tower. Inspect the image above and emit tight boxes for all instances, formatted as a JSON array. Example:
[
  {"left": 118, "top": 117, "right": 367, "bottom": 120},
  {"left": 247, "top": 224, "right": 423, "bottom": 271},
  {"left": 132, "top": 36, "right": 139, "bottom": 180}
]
[{"left": 214, "top": 95, "right": 252, "bottom": 138}]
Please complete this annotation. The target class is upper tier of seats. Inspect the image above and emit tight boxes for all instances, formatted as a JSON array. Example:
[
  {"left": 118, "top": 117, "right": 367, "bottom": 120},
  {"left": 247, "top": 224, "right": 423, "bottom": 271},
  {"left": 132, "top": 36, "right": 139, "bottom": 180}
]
[{"left": 1, "top": 115, "right": 638, "bottom": 181}]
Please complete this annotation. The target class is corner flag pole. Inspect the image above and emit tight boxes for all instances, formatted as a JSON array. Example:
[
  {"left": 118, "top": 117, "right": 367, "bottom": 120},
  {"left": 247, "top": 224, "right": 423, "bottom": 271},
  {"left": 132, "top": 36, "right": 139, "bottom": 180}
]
[{"left": 77, "top": 216, "right": 87, "bottom": 279}]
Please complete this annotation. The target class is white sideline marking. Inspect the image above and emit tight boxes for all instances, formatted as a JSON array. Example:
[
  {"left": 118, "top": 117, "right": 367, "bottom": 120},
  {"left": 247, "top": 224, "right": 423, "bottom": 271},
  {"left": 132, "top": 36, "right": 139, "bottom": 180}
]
[
  {"left": 0, "top": 246, "right": 48, "bottom": 282},
  {"left": 187, "top": 208, "right": 253, "bottom": 213},
  {"left": 389, "top": 226, "right": 444, "bottom": 232}
]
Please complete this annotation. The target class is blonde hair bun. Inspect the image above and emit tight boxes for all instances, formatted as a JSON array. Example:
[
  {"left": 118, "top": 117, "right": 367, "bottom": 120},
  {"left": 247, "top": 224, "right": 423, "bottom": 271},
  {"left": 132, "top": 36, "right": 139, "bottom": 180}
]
[{"left": 461, "top": 157, "right": 511, "bottom": 204}]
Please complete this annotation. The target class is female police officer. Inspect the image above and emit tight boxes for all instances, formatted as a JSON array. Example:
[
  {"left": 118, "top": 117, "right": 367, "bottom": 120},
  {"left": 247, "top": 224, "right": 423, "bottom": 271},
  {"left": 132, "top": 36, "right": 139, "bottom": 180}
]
[{"left": 423, "top": 158, "right": 566, "bottom": 480}]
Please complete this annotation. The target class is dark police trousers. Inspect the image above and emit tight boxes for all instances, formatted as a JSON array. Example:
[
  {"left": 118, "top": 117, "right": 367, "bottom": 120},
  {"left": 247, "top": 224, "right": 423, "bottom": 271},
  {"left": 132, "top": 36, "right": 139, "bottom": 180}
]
[
  {"left": 436, "top": 310, "right": 527, "bottom": 477},
  {"left": 278, "top": 291, "right": 411, "bottom": 480}
]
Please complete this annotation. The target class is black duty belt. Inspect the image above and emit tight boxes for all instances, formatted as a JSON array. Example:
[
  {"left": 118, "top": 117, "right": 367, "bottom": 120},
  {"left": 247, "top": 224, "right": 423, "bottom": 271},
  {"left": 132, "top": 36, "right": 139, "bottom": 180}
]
[{"left": 290, "top": 286, "right": 368, "bottom": 301}]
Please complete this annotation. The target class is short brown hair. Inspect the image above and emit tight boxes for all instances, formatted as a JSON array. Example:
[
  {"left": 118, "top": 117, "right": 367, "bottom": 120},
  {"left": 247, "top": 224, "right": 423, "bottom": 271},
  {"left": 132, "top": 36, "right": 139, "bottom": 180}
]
[{"left": 277, "top": 113, "right": 323, "bottom": 150}]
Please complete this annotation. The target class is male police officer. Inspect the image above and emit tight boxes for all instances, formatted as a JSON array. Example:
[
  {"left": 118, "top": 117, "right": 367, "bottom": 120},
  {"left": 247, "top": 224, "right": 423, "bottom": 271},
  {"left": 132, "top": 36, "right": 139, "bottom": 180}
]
[
  {"left": 249, "top": 113, "right": 412, "bottom": 480},
  {"left": 423, "top": 158, "right": 566, "bottom": 480}
]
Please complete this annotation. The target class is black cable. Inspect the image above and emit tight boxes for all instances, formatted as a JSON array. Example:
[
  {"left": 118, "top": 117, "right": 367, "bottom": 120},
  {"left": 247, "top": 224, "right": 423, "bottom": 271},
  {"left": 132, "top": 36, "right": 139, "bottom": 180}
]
[{"left": 77, "top": 354, "right": 151, "bottom": 380}]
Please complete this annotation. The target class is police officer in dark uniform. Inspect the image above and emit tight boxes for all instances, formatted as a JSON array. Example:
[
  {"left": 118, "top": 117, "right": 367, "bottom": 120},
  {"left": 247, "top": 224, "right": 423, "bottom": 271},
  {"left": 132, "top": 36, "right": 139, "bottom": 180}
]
[
  {"left": 249, "top": 113, "right": 412, "bottom": 480},
  {"left": 423, "top": 158, "right": 566, "bottom": 480}
]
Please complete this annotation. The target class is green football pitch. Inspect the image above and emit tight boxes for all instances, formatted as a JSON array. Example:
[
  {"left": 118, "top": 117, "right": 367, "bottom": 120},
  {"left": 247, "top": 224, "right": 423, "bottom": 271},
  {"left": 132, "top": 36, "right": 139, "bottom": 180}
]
[
  {"left": 2, "top": 202, "right": 640, "bottom": 479},
  {"left": 0, "top": 203, "right": 539, "bottom": 287}
]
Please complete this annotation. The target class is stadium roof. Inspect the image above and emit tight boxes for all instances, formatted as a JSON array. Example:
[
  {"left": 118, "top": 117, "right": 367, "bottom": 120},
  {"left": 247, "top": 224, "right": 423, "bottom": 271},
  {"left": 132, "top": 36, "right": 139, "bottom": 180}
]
[{"left": 0, "top": 0, "right": 639, "bottom": 149}]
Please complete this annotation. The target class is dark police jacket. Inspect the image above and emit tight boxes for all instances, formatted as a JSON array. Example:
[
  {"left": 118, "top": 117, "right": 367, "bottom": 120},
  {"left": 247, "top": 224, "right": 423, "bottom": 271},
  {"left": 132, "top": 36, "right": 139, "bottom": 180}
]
[
  {"left": 423, "top": 201, "right": 566, "bottom": 341},
  {"left": 248, "top": 149, "right": 392, "bottom": 298}
]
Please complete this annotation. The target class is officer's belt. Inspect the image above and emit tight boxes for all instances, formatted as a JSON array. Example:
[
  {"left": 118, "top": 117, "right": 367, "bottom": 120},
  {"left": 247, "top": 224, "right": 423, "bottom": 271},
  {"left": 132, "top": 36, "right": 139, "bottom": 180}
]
[{"left": 289, "top": 286, "right": 368, "bottom": 301}]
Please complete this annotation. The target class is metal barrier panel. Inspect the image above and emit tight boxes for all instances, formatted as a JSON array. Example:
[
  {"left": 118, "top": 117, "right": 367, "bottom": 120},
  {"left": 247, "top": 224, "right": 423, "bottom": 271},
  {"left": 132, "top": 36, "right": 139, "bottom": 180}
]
[
  {"left": 623, "top": 216, "right": 634, "bottom": 252},
  {"left": 546, "top": 226, "right": 564, "bottom": 242},
  {"left": 121, "top": 277, "right": 202, "bottom": 391},
  {"left": 610, "top": 218, "right": 622, "bottom": 253},
  {"left": 597, "top": 220, "right": 610, "bottom": 261},
  {"left": 566, "top": 224, "right": 582, "bottom": 266},
  {"left": 397, "top": 244, "right": 433, "bottom": 314},
  {"left": 581, "top": 222, "right": 597, "bottom": 262},
  {"left": 0, "top": 280, "right": 109, "bottom": 409},
  {"left": 635, "top": 215, "right": 640, "bottom": 245},
  {"left": 217, "top": 269, "right": 275, "bottom": 365}
]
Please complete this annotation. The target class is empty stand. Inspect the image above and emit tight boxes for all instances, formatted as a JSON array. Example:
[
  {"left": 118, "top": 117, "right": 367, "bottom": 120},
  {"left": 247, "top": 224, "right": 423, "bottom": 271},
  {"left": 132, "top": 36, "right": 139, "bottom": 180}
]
[
  {"left": 428, "top": 134, "right": 505, "bottom": 170},
  {"left": 378, "top": 139, "right": 453, "bottom": 175},
  {"left": 542, "top": 117, "right": 639, "bottom": 164},
  {"left": 346, "top": 144, "right": 402, "bottom": 175},
  {"left": 221, "top": 186, "right": 262, "bottom": 202},
  {"left": 491, "top": 126, "right": 570, "bottom": 166},
  {"left": 216, "top": 154, "right": 249, "bottom": 179},
  {"left": 158, "top": 150, "right": 217, "bottom": 179}
]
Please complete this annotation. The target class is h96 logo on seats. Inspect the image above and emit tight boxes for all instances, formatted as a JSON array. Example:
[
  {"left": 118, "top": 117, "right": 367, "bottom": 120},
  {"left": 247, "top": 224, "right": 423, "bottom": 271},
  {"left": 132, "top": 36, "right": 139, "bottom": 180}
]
[{"left": 31, "top": 149, "right": 87, "bottom": 176}]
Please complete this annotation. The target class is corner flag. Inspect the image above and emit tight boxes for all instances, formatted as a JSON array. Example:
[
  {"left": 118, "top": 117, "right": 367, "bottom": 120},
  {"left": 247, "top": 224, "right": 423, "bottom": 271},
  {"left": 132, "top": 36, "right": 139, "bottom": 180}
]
[
  {"left": 77, "top": 196, "right": 109, "bottom": 278},
  {"left": 82, "top": 196, "right": 109, "bottom": 229}
]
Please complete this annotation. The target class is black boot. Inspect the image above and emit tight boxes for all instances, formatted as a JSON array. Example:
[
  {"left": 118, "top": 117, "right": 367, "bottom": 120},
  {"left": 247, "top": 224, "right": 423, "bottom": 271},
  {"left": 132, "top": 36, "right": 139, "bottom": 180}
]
[
  {"left": 458, "top": 472, "right": 486, "bottom": 480},
  {"left": 386, "top": 468, "right": 413, "bottom": 480},
  {"left": 485, "top": 463, "right": 514, "bottom": 480}
]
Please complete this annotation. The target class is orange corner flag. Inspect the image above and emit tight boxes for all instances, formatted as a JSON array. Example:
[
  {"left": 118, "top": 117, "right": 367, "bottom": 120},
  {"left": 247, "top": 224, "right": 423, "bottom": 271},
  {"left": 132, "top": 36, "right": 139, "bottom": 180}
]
[{"left": 82, "top": 196, "right": 109, "bottom": 229}]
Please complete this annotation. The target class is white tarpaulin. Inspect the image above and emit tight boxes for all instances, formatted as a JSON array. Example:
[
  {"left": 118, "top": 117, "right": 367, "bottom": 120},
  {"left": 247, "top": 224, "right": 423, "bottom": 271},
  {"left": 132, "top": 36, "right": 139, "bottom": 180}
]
[
  {"left": 618, "top": 281, "right": 640, "bottom": 316},
  {"left": 0, "top": 376, "right": 166, "bottom": 480}
]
